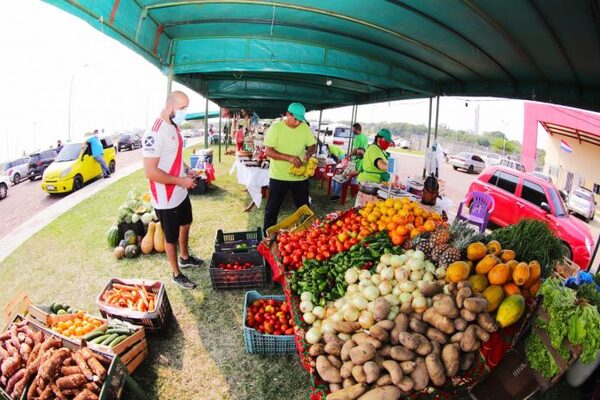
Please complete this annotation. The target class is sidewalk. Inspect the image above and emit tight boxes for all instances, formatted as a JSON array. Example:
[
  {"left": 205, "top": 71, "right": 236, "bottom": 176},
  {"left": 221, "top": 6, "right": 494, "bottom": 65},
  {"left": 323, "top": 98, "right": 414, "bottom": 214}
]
[{"left": 0, "top": 138, "right": 202, "bottom": 264}]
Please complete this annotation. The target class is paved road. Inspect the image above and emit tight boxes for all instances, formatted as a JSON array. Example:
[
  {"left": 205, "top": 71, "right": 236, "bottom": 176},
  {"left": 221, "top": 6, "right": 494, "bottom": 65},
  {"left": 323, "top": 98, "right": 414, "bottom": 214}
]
[{"left": 0, "top": 148, "right": 143, "bottom": 240}]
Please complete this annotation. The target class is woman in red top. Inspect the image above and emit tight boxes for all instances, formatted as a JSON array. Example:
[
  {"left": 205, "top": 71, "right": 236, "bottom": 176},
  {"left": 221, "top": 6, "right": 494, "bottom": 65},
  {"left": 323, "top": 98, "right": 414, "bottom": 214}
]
[{"left": 236, "top": 125, "right": 245, "bottom": 151}]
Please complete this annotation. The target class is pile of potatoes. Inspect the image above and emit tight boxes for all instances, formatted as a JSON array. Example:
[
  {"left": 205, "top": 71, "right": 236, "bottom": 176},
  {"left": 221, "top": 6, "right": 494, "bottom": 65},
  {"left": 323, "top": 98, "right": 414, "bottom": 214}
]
[{"left": 308, "top": 280, "right": 499, "bottom": 400}]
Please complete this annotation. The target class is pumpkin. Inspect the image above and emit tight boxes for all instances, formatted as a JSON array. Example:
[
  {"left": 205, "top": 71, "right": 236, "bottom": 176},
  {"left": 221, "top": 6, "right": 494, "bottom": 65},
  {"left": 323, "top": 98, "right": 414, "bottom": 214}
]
[
  {"left": 154, "top": 222, "right": 165, "bottom": 253},
  {"left": 468, "top": 274, "right": 489, "bottom": 294},
  {"left": 499, "top": 249, "right": 516, "bottom": 262},
  {"left": 503, "top": 282, "right": 521, "bottom": 296},
  {"left": 486, "top": 240, "right": 502, "bottom": 256},
  {"left": 125, "top": 245, "right": 140, "bottom": 259},
  {"left": 446, "top": 261, "right": 470, "bottom": 283},
  {"left": 488, "top": 263, "right": 510, "bottom": 286},
  {"left": 483, "top": 285, "right": 505, "bottom": 312},
  {"left": 106, "top": 226, "right": 119, "bottom": 248},
  {"left": 524, "top": 261, "right": 542, "bottom": 288},
  {"left": 113, "top": 246, "right": 125, "bottom": 259},
  {"left": 496, "top": 295, "right": 525, "bottom": 328},
  {"left": 466, "top": 242, "right": 487, "bottom": 261},
  {"left": 475, "top": 254, "right": 500, "bottom": 275},
  {"left": 141, "top": 222, "right": 156, "bottom": 254},
  {"left": 512, "top": 262, "right": 530, "bottom": 286}
]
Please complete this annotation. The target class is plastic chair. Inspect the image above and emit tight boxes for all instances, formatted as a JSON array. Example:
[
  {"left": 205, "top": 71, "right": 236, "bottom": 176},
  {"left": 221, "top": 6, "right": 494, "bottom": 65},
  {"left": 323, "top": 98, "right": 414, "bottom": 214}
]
[{"left": 456, "top": 191, "right": 495, "bottom": 233}]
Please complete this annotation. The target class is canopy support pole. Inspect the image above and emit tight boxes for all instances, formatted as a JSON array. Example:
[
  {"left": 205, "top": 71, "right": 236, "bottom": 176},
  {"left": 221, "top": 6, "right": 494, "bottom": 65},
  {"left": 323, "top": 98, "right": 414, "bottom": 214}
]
[
  {"left": 423, "top": 97, "right": 433, "bottom": 179},
  {"left": 218, "top": 107, "right": 222, "bottom": 163},
  {"left": 204, "top": 96, "right": 209, "bottom": 149},
  {"left": 317, "top": 109, "right": 323, "bottom": 148}
]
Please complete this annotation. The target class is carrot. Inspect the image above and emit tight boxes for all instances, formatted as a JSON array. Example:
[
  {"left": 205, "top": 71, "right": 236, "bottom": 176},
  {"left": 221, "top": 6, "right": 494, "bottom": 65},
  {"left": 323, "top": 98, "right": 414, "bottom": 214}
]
[{"left": 112, "top": 283, "right": 137, "bottom": 292}]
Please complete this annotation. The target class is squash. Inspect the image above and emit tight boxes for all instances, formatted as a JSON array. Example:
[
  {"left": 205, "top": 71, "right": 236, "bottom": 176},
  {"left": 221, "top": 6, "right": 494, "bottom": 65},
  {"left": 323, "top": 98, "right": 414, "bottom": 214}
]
[
  {"left": 154, "top": 222, "right": 165, "bottom": 253},
  {"left": 496, "top": 295, "right": 525, "bottom": 328},
  {"left": 468, "top": 274, "right": 489, "bottom": 294},
  {"left": 488, "top": 263, "right": 510, "bottom": 286},
  {"left": 499, "top": 249, "right": 516, "bottom": 263},
  {"left": 512, "top": 262, "right": 530, "bottom": 286},
  {"left": 523, "top": 261, "right": 541, "bottom": 288},
  {"left": 483, "top": 285, "right": 505, "bottom": 312},
  {"left": 502, "top": 283, "right": 521, "bottom": 296},
  {"left": 486, "top": 240, "right": 502, "bottom": 256},
  {"left": 446, "top": 261, "right": 470, "bottom": 283},
  {"left": 106, "top": 226, "right": 119, "bottom": 248},
  {"left": 466, "top": 242, "right": 487, "bottom": 261},
  {"left": 141, "top": 222, "right": 156, "bottom": 254},
  {"left": 475, "top": 255, "right": 500, "bottom": 275}
]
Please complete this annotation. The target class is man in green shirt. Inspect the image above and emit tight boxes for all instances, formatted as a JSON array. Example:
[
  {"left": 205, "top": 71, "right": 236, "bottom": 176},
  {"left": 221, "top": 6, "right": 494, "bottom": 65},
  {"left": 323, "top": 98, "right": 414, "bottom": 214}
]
[
  {"left": 357, "top": 129, "right": 393, "bottom": 183},
  {"left": 263, "top": 102, "right": 317, "bottom": 231}
]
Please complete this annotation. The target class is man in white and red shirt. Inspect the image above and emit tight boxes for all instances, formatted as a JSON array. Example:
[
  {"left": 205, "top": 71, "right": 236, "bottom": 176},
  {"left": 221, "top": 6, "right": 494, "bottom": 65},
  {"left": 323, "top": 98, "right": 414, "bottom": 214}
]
[{"left": 143, "top": 90, "right": 202, "bottom": 289}]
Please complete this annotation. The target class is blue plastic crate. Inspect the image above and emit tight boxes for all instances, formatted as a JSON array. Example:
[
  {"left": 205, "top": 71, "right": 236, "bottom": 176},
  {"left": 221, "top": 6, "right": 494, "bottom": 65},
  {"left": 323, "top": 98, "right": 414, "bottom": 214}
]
[{"left": 242, "top": 291, "right": 296, "bottom": 355}]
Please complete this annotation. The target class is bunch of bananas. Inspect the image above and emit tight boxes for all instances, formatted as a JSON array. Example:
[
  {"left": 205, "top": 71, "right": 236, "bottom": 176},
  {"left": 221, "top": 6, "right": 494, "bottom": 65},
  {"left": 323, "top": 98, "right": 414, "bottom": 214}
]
[{"left": 290, "top": 157, "right": 318, "bottom": 177}]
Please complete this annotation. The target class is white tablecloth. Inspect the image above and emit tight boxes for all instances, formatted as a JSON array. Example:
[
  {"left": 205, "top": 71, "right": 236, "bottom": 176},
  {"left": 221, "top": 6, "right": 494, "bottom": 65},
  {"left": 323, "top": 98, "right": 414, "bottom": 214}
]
[{"left": 230, "top": 157, "right": 270, "bottom": 207}]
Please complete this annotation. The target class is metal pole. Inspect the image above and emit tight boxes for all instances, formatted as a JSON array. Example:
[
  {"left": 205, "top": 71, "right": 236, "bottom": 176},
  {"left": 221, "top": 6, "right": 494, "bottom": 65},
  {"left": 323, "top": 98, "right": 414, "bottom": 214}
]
[
  {"left": 218, "top": 108, "right": 222, "bottom": 163},
  {"left": 204, "top": 97, "right": 209, "bottom": 149},
  {"left": 423, "top": 97, "right": 433, "bottom": 178}
]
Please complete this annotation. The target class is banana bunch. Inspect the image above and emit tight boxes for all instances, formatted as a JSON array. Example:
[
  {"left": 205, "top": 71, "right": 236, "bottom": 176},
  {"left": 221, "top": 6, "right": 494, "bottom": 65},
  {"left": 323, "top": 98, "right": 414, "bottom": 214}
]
[{"left": 290, "top": 157, "right": 318, "bottom": 177}]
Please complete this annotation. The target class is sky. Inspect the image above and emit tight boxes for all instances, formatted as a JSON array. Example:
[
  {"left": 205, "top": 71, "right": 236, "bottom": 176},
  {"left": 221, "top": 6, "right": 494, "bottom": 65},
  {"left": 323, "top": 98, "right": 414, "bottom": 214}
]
[{"left": 0, "top": 0, "right": 542, "bottom": 162}]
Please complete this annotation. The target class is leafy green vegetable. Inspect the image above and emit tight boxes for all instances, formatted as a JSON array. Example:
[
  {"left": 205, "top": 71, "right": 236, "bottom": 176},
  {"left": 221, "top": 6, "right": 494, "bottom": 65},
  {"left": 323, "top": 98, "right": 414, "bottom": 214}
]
[{"left": 490, "top": 219, "right": 565, "bottom": 276}]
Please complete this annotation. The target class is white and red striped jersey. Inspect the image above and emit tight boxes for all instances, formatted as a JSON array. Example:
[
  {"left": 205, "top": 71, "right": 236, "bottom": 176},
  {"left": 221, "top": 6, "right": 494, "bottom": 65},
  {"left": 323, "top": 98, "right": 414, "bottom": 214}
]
[{"left": 142, "top": 118, "right": 187, "bottom": 210}]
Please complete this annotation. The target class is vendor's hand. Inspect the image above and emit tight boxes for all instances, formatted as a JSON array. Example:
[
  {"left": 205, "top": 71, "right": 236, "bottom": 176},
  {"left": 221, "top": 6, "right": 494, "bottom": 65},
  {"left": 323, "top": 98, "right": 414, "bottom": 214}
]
[
  {"left": 179, "top": 176, "right": 196, "bottom": 189},
  {"left": 288, "top": 155, "right": 303, "bottom": 168}
]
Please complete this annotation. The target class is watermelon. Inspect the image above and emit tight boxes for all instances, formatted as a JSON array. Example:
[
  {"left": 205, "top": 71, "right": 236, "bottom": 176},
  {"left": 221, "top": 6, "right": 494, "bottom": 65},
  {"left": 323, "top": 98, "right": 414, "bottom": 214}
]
[{"left": 106, "top": 226, "right": 119, "bottom": 248}]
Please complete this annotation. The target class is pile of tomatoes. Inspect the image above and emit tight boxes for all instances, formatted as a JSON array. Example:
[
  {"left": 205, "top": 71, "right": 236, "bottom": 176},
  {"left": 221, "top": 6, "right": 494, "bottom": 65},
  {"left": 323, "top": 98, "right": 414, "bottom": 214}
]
[
  {"left": 246, "top": 298, "right": 294, "bottom": 335},
  {"left": 276, "top": 211, "right": 368, "bottom": 270},
  {"left": 218, "top": 261, "right": 255, "bottom": 270}
]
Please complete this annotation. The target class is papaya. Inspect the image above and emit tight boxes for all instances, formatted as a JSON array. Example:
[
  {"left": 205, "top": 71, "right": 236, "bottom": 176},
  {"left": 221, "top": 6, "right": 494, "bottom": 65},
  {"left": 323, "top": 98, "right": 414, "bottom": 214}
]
[
  {"left": 483, "top": 285, "right": 505, "bottom": 312},
  {"left": 475, "top": 254, "right": 500, "bottom": 275},
  {"left": 446, "top": 261, "right": 470, "bottom": 283},
  {"left": 468, "top": 274, "right": 489, "bottom": 293},
  {"left": 496, "top": 294, "right": 525, "bottom": 328},
  {"left": 466, "top": 242, "right": 487, "bottom": 261},
  {"left": 141, "top": 222, "right": 156, "bottom": 254},
  {"left": 486, "top": 240, "right": 502, "bottom": 255},
  {"left": 488, "top": 263, "right": 510, "bottom": 286},
  {"left": 512, "top": 262, "right": 530, "bottom": 286},
  {"left": 524, "top": 261, "right": 541, "bottom": 288},
  {"left": 154, "top": 222, "right": 165, "bottom": 253}
]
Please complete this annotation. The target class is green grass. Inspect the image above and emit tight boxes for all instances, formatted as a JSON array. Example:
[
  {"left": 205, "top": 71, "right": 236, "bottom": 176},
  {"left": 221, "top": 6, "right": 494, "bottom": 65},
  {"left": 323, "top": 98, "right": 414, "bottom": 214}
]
[{"left": 0, "top": 146, "right": 347, "bottom": 400}]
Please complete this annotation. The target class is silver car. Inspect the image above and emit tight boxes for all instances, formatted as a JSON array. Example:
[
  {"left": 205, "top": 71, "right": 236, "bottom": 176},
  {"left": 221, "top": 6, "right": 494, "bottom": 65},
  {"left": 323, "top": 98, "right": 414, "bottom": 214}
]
[
  {"left": 3, "top": 157, "right": 29, "bottom": 184},
  {"left": 448, "top": 152, "right": 486, "bottom": 174},
  {"left": 568, "top": 188, "right": 597, "bottom": 223}
]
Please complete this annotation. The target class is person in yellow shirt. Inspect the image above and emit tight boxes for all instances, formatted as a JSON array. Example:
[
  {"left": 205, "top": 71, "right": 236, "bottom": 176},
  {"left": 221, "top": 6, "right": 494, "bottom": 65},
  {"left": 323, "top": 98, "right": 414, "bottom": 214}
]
[{"left": 263, "top": 102, "right": 317, "bottom": 231}]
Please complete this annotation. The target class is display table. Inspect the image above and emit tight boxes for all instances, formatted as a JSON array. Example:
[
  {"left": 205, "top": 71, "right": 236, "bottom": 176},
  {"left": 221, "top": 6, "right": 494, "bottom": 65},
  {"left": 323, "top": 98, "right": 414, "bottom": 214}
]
[{"left": 230, "top": 157, "right": 270, "bottom": 208}]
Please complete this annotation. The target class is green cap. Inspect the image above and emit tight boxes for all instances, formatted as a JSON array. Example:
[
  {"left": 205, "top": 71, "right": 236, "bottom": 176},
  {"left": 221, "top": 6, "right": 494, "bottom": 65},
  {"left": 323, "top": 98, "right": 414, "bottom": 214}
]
[
  {"left": 287, "top": 102, "right": 306, "bottom": 122},
  {"left": 377, "top": 128, "right": 393, "bottom": 142}
]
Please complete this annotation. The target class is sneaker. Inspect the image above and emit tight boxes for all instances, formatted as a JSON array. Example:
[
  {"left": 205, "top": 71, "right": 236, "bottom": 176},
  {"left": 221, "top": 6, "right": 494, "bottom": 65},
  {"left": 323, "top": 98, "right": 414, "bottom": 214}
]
[
  {"left": 179, "top": 254, "right": 204, "bottom": 268},
  {"left": 172, "top": 273, "right": 197, "bottom": 289},
  {"left": 330, "top": 195, "right": 341, "bottom": 201}
]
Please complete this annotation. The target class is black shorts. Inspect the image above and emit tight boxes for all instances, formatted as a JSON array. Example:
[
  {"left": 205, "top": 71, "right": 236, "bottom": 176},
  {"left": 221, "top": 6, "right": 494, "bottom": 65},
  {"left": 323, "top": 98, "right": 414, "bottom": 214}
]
[{"left": 156, "top": 195, "right": 193, "bottom": 244}]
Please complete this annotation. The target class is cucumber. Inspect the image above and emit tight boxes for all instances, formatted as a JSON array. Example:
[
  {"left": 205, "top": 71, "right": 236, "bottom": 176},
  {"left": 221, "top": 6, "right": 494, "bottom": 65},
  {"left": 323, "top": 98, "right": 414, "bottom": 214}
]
[
  {"left": 83, "top": 330, "right": 106, "bottom": 341},
  {"left": 109, "top": 335, "right": 128, "bottom": 348},
  {"left": 106, "top": 328, "right": 132, "bottom": 336},
  {"left": 90, "top": 334, "right": 110, "bottom": 344},
  {"left": 100, "top": 333, "right": 119, "bottom": 346}
]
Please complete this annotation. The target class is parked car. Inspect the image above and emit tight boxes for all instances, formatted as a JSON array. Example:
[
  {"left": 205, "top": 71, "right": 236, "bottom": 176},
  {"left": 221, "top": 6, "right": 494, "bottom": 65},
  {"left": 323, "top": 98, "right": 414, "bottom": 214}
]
[
  {"left": 485, "top": 153, "right": 502, "bottom": 166},
  {"left": 0, "top": 175, "right": 9, "bottom": 200},
  {"left": 117, "top": 134, "right": 142, "bottom": 151},
  {"left": 28, "top": 149, "right": 58, "bottom": 181},
  {"left": 499, "top": 158, "right": 526, "bottom": 172},
  {"left": 41, "top": 137, "right": 116, "bottom": 194},
  {"left": 3, "top": 157, "right": 30, "bottom": 184},
  {"left": 322, "top": 124, "right": 353, "bottom": 150},
  {"left": 448, "top": 152, "right": 486, "bottom": 174},
  {"left": 467, "top": 166, "right": 594, "bottom": 269},
  {"left": 567, "top": 187, "right": 597, "bottom": 223}
]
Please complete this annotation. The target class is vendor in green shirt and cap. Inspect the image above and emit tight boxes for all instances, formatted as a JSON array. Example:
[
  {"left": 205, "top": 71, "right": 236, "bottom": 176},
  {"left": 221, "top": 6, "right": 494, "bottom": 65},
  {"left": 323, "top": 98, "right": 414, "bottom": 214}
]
[{"left": 357, "top": 128, "right": 394, "bottom": 183}]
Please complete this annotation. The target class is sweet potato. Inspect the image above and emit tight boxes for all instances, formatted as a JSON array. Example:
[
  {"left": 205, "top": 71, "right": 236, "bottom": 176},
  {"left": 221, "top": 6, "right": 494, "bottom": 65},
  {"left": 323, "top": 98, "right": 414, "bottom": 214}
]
[
  {"left": 352, "top": 365, "right": 367, "bottom": 383},
  {"left": 316, "top": 355, "right": 342, "bottom": 383},
  {"left": 363, "top": 361, "right": 381, "bottom": 383},
  {"left": 410, "top": 357, "right": 429, "bottom": 391},
  {"left": 477, "top": 313, "right": 499, "bottom": 333},
  {"left": 309, "top": 343, "right": 325, "bottom": 357},
  {"left": 463, "top": 298, "right": 488, "bottom": 314},
  {"left": 390, "top": 346, "right": 415, "bottom": 362},
  {"left": 422, "top": 308, "right": 455, "bottom": 335},
  {"left": 441, "top": 344, "right": 460, "bottom": 377},
  {"left": 390, "top": 314, "right": 408, "bottom": 345},
  {"left": 357, "top": 385, "right": 401, "bottom": 400},
  {"left": 56, "top": 373, "right": 87, "bottom": 390},
  {"left": 373, "top": 298, "right": 391, "bottom": 321},
  {"left": 433, "top": 294, "right": 459, "bottom": 318},
  {"left": 369, "top": 325, "right": 389, "bottom": 342},
  {"left": 327, "top": 382, "right": 367, "bottom": 400},
  {"left": 349, "top": 344, "right": 376, "bottom": 365}
]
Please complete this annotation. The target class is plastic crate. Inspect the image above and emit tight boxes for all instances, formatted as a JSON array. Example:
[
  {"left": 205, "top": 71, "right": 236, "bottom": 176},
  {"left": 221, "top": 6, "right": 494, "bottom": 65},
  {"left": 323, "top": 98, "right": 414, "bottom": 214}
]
[
  {"left": 214, "top": 227, "right": 264, "bottom": 253},
  {"left": 266, "top": 205, "right": 315, "bottom": 236},
  {"left": 209, "top": 252, "right": 266, "bottom": 290},
  {"left": 242, "top": 291, "right": 296, "bottom": 355},
  {"left": 96, "top": 278, "right": 172, "bottom": 332}
]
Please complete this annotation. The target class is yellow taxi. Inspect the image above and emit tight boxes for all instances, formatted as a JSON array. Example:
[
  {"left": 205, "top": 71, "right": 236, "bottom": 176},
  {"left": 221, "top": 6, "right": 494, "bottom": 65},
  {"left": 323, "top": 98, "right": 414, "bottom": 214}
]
[{"left": 42, "top": 137, "right": 116, "bottom": 193}]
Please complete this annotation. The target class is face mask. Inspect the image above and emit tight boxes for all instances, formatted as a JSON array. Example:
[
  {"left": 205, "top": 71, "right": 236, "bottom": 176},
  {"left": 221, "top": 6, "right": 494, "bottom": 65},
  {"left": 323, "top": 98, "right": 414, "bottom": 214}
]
[{"left": 171, "top": 109, "right": 187, "bottom": 126}]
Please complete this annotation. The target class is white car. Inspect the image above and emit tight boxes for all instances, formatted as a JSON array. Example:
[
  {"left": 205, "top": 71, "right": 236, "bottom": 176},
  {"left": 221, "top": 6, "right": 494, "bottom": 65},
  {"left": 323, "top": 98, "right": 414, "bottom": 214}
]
[
  {"left": 448, "top": 152, "right": 486, "bottom": 174},
  {"left": 0, "top": 175, "right": 9, "bottom": 200},
  {"left": 3, "top": 157, "right": 29, "bottom": 184},
  {"left": 568, "top": 187, "right": 597, "bottom": 223}
]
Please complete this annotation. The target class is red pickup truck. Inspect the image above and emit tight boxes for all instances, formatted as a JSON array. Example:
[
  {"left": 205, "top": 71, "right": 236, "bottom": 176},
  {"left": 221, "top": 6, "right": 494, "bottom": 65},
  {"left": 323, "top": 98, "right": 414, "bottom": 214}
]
[{"left": 467, "top": 166, "right": 594, "bottom": 269}]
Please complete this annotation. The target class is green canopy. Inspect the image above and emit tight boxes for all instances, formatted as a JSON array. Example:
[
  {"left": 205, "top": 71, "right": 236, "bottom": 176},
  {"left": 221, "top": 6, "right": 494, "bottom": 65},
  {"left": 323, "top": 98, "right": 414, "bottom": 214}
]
[{"left": 45, "top": 1, "right": 600, "bottom": 115}]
